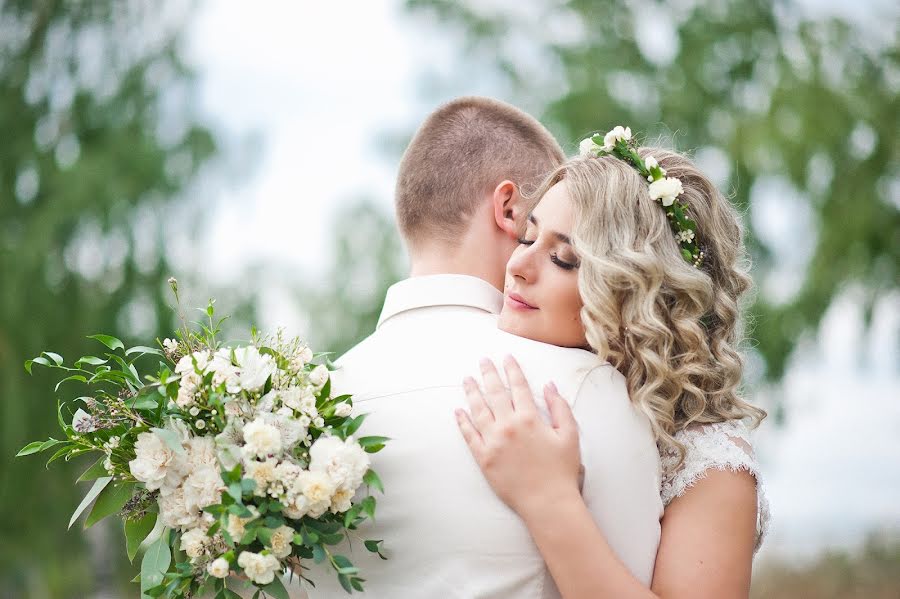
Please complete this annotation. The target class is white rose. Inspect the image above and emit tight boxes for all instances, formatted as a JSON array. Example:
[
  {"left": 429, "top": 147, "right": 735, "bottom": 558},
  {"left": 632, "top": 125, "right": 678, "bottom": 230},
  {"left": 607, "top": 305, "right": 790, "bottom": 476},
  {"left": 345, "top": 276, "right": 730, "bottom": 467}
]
[
  {"left": 644, "top": 155, "right": 658, "bottom": 170},
  {"left": 602, "top": 125, "right": 632, "bottom": 151},
  {"left": 180, "top": 528, "right": 208, "bottom": 560},
  {"left": 237, "top": 551, "right": 281, "bottom": 586},
  {"left": 129, "top": 431, "right": 180, "bottom": 491},
  {"left": 333, "top": 403, "right": 352, "bottom": 418},
  {"left": 308, "top": 364, "right": 329, "bottom": 388},
  {"left": 235, "top": 346, "right": 276, "bottom": 392},
  {"left": 242, "top": 418, "right": 282, "bottom": 458},
  {"left": 579, "top": 137, "right": 601, "bottom": 156},
  {"left": 269, "top": 525, "right": 294, "bottom": 559},
  {"left": 299, "top": 347, "right": 313, "bottom": 364},
  {"left": 648, "top": 176, "right": 684, "bottom": 207},
  {"left": 72, "top": 408, "right": 96, "bottom": 433},
  {"left": 309, "top": 435, "right": 370, "bottom": 492},
  {"left": 207, "top": 557, "right": 230, "bottom": 579}
]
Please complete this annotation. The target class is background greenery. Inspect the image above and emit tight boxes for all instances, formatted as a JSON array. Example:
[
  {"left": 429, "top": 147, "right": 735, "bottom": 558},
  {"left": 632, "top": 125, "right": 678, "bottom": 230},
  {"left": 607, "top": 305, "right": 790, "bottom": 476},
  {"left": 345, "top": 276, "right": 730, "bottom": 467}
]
[{"left": 0, "top": 0, "right": 896, "bottom": 597}]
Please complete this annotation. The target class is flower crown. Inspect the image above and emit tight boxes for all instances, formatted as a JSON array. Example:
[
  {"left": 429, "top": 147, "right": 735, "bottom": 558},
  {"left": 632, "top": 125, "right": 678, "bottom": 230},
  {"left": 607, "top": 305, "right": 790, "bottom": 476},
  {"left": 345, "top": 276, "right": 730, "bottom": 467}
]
[{"left": 579, "top": 126, "right": 704, "bottom": 268}]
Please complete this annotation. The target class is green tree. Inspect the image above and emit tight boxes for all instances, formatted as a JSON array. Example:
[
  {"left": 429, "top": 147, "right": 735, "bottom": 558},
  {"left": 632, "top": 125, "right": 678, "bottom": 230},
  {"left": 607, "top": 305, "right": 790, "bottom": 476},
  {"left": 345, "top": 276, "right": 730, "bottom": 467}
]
[
  {"left": 0, "top": 2, "right": 216, "bottom": 596},
  {"left": 404, "top": 0, "right": 899, "bottom": 383}
]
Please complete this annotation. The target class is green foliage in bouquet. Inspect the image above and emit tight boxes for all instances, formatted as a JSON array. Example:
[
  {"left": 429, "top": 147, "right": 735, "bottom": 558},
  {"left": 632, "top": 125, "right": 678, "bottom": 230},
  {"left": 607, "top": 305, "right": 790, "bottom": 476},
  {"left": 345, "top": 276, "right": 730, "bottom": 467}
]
[{"left": 17, "top": 281, "right": 389, "bottom": 598}]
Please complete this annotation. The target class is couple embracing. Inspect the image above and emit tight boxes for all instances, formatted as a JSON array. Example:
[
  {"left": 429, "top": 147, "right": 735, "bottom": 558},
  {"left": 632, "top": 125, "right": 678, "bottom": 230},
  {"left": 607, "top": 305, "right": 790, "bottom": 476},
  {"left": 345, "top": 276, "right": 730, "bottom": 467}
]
[{"left": 308, "top": 97, "right": 768, "bottom": 599}]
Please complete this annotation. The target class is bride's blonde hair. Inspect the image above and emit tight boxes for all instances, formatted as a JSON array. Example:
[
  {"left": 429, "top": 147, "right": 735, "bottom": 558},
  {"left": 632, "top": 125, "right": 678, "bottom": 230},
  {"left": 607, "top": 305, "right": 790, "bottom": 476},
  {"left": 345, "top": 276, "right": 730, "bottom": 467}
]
[{"left": 528, "top": 148, "right": 766, "bottom": 460}]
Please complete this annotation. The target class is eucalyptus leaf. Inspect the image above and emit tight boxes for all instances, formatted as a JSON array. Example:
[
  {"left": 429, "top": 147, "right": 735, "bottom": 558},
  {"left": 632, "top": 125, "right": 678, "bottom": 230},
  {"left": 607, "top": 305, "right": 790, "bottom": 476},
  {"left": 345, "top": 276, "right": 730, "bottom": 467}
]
[
  {"left": 85, "top": 480, "right": 135, "bottom": 528},
  {"left": 140, "top": 531, "right": 171, "bottom": 598},
  {"left": 125, "top": 512, "right": 158, "bottom": 562},
  {"left": 69, "top": 476, "right": 112, "bottom": 529}
]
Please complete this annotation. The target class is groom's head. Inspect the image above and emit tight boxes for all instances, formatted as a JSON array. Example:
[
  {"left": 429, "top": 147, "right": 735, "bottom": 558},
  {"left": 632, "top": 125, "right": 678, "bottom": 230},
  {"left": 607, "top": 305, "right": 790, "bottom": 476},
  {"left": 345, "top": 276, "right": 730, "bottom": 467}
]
[{"left": 396, "top": 97, "right": 564, "bottom": 289}]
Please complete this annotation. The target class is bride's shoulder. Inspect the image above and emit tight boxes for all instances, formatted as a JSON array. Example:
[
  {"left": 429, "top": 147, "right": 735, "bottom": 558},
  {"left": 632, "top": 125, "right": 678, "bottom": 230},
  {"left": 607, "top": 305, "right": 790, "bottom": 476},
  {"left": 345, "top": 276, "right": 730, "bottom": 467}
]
[{"left": 660, "top": 420, "right": 770, "bottom": 550}]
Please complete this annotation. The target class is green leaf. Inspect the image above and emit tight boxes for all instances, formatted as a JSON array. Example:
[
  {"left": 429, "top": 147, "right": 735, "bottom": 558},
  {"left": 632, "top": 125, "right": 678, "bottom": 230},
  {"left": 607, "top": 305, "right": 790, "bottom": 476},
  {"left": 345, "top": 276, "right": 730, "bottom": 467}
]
[
  {"left": 151, "top": 427, "right": 186, "bottom": 456},
  {"left": 77, "top": 456, "right": 110, "bottom": 482},
  {"left": 357, "top": 436, "right": 389, "bottom": 454},
  {"left": 69, "top": 476, "right": 112, "bottom": 529},
  {"left": 344, "top": 415, "right": 366, "bottom": 437},
  {"left": 338, "top": 573, "right": 353, "bottom": 593},
  {"left": 125, "top": 512, "right": 158, "bottom": 562},
  {"left": 260, "top": 576, "right": 290, "bottom": 599},
  {"left": 45, "top": 444, "right": 73, "bottom": 467},
  {"left": 55, "top": 374, "right": 88, "bottom": 392},
  {"left": 24, "top": 356, "right": 51, "bottom": 374},
  {"left": 44, "top": 351, "right": 64, "bottom": 365},
  {"left": 85, "top": 481, "right": 135, "bottom": 528},
  {"left": 312, "top": 544, "right": 326, "bottom": 563},
  {"left": 126, "top": 346, "right": 164, "bottom": 357},
  {"left": 140, "top": 531, "right": 171, "bottom": 598},
  {"left": 362, "top": 469, "right": 384, "bottom": 493},
  {"left": 89, "top": 334, "right": 125, "bottom": 351},
  {"left": 75, "top": 356, "right": 109, "bottom": 368},
  {"left": 681, "top": 248, "right": 693, "bottom": 262},
  {"left": 16, "top": 440, "right": 48, "bottom": 457},
  {"left": 364, "top": 539, "right": 383, "bottom": 553}
]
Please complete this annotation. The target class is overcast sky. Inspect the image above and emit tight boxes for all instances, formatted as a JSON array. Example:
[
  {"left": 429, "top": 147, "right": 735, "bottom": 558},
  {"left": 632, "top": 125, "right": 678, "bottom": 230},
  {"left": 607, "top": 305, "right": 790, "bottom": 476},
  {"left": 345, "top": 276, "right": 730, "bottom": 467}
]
[{"left": 184, "top": 0, "right": 900, "bottom": 559}]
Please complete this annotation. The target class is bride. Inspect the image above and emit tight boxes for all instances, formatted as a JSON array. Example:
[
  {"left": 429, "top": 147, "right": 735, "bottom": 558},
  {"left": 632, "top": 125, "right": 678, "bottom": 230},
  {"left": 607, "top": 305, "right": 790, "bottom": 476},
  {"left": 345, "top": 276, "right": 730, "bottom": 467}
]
[{"left": 456, "top": 130, "right": 769, "bottom": 598}]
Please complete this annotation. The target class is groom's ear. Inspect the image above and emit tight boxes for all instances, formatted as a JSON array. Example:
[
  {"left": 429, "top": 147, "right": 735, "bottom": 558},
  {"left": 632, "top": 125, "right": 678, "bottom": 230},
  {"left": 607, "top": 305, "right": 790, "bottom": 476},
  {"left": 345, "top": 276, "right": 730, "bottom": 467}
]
[{"left": 492, "top": 180, "right": 521, "bottom": 239}]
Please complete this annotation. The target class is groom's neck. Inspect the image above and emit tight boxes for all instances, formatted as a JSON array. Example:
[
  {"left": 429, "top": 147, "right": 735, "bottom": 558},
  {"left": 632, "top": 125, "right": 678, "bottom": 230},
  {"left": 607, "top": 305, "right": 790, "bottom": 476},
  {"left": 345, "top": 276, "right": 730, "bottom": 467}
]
[{"left": 409, "top": 247, "right": 504, "bottom": 292}]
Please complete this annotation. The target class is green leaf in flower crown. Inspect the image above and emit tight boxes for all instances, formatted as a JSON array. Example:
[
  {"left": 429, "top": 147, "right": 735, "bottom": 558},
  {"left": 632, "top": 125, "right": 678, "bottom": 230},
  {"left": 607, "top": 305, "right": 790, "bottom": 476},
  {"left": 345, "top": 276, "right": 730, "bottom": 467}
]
[
  {"left": 140, "top": 530, "right": 171, "bottom": 599},
  {"left": 69, "top": 476, "right": 112, "bottom": 529},
  {"left": 125, "top": 512, "right": 158, "bottom": 562},
  {"left": 85, "top": 480, "right": 136, "bottom": 528},
  {"left": 88, "top": 334, "right": 125, "bottom": 351},
  {"left": 681, "top": 248, "right": 693, "bottom": 262}
]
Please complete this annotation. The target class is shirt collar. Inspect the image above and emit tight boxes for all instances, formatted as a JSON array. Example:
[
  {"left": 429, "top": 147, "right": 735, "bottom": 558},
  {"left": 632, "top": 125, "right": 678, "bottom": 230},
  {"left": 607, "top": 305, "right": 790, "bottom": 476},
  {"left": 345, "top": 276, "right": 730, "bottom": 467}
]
[{"left": 377, "top": 274, "right": 503, "bottom": 329}]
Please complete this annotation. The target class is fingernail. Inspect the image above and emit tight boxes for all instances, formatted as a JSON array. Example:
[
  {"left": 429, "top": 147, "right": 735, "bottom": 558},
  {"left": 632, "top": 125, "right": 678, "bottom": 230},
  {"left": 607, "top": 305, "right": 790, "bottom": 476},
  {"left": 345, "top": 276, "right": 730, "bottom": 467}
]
[
  {"left": 504, "top": 354, "right": 515, "bottom": 364},
  {"left": 479, "top": 357, "right": 491, "bottom": 368},
  {"left": 547, "top": 381, "right": 558, "bottom": 394}
]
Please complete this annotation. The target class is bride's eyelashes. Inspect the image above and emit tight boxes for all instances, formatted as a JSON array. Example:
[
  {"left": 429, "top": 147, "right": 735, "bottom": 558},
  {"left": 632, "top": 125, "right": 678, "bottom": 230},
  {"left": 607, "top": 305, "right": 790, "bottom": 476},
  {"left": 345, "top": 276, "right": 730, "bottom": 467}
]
[{"left": 516, "top": 237, "right": 579, "bottom": 271}]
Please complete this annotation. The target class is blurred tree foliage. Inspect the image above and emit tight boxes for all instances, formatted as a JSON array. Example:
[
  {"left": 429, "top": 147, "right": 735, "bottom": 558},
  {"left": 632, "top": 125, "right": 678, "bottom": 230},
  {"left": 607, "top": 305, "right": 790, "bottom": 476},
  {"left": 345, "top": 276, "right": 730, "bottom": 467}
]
[
  {"left": 0, "top": 1, "right": 216, "bottom": 596},
  {"left": 404, "top": 0, "right": 899, "bottom": 383}
]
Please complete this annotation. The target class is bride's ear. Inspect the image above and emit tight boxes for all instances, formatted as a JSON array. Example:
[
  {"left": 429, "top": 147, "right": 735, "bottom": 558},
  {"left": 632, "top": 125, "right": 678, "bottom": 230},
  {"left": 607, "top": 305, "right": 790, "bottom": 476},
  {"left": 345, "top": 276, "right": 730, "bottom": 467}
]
[{"left": 492, "top": 180, "right": 521, "bottom": 239}]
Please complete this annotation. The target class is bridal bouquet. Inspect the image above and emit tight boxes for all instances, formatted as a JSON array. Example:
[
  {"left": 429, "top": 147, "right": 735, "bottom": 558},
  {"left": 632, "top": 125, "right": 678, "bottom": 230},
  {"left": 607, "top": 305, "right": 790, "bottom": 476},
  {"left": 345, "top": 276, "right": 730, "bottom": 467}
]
[{"left": 17, "top": 282, "right": 388, "bottom": 598}]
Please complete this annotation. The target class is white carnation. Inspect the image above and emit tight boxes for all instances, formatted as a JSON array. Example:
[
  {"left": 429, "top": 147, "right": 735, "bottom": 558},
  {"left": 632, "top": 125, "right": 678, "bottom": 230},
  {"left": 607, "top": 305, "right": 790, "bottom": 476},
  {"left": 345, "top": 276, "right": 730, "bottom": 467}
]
[
  {"left": 207, "top": 557, "right": 230, "bottom": 579},
  {"left": 269, "top": 525, "right": 294, "bottom": 559},
  {"left": 180, "top": 528, "right": 208, "bottom": 561},
  {"left": 237, "top": 551, "right": 281, "bottom": 586},
  {"left": 226, "top": 506, "right": 259, "bottom": 540},
  {"left": 333, "top": 403, "right": 353, "bottom": 418},
  {"left": 309, "top": 435, "right": 370, "bottom": 492},
  {"left": 330, "top": 487, "right": 354, "bottom": 514},
  {"left": 308, "top": 364, "right": 329, "bottom": 388},
  {"left": 297, "top": 470, "right": 336, "bottom": 518},
  {"left": 181, "top": 464, "right": 223, "bottom": 516},
  {"left": 245, "top": 458, "right": 279, "bottom": 496},
  {"left": 602, "top": 125, "right": 632, "bottom": 151},
  {"left": 242, "top": 418, "right": 282, "bottom": 458},
  {"left": 648, "top": 176, "right": 684, "bottom": 207},
  {"left": 129, "top": 430, "right": 181, "bottom": 491},
  {"left": 158, "top": 486, "right": 200, "bottom": 529},
  {"left": 234, "top": 346, "right": 276, "bottom": 392}
]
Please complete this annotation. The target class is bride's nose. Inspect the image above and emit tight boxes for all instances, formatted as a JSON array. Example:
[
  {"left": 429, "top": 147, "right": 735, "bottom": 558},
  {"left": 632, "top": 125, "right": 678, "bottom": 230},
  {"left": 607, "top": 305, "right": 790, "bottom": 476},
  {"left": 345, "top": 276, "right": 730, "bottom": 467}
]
[{"left": 506, "top": 245, "right": 536, "bottom": 283}]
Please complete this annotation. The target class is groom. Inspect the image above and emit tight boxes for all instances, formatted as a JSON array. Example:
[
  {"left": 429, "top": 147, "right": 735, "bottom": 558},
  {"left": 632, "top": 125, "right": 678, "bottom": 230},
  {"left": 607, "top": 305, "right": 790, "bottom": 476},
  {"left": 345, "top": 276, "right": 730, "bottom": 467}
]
[{"left": 308, "top": 97, "right": 662, "bottom": 597}]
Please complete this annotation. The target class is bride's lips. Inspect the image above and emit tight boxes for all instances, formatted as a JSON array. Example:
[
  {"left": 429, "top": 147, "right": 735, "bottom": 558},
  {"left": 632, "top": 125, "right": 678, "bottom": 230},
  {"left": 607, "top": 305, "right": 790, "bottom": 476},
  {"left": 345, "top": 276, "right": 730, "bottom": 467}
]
[{"left": 505, "top": 292, "right": 537, "bottom": 310}]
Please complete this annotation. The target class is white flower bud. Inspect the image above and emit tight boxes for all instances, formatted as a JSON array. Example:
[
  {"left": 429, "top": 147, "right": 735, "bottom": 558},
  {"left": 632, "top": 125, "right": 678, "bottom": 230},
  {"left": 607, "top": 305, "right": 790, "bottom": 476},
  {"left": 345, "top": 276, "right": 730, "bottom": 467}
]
[{"left": 207, "top": 557, "right": 230, "bottom": 578}]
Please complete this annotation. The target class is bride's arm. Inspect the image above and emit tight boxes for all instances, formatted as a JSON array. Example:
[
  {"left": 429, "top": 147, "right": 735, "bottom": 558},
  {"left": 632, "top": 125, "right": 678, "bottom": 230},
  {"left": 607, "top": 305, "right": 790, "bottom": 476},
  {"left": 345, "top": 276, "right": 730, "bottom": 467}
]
[{"left": 455, "top": 357, "right": 758, "bottom": 599}]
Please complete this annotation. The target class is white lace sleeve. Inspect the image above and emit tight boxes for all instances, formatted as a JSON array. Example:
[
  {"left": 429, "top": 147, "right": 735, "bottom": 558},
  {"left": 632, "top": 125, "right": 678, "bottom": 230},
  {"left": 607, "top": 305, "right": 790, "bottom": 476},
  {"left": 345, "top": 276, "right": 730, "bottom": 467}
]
[{"left": 660, "top": 420, "right": 770, "bottom": 551}]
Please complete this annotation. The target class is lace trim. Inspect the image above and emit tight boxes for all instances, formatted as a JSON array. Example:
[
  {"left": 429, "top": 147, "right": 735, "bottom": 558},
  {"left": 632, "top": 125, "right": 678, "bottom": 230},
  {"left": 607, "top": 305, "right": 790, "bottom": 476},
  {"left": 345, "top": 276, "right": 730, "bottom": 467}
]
[{"left": 660, "top": 420, "right": 770, "bottom": 552}]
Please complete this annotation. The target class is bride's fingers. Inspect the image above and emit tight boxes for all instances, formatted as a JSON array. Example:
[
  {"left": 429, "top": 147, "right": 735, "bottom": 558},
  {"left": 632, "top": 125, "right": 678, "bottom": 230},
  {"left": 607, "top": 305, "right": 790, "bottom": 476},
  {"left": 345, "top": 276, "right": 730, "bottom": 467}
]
[
  {"left": 544, "top": 382, "right": 577, "bottom": 435},
  {"left": 479, "top": 357, "right": 514, "bottom": 417},
  {"left": 463, "top": 376, "right": 494, "bottom": 431},
  {"left": 455, "top": 408, "right": 484, "bottom": 455},
  {"left": 502, "top": 355, "right": 537, "bottom": 414}
]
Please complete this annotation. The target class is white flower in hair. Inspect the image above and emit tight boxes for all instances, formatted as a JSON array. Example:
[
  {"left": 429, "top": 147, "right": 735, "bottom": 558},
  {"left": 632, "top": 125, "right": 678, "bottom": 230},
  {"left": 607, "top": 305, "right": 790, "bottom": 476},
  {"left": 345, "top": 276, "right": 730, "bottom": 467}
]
[
  {"left": 579, "top": 137, "right": 602, "bottom": 156},
  {"left": 602, "top": 125, "right": 632, "bottom": 151},
  {"left": 644, "top": 156, "right": 658, "bottom": 170},
  {"left": 676, "top": 229, "right": 695, "bottom": 243},
  {"left": 648, "top": 177, "right": 683, "bottom": 207}
]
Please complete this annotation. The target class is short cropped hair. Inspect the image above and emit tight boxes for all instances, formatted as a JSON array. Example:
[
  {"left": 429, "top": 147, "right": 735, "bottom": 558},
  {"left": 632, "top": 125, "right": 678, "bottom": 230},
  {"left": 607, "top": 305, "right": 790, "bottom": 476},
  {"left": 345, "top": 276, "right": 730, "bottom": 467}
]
[{"left": 395, "top": 96, "right": 565, "bottom": 246}]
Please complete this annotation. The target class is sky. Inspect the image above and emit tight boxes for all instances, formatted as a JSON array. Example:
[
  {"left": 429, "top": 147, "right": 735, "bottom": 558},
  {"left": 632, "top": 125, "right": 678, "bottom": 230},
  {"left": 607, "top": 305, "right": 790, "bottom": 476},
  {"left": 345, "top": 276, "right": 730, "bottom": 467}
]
[{"left": 184, "top": 0, "right": 900, "bottom": 559}]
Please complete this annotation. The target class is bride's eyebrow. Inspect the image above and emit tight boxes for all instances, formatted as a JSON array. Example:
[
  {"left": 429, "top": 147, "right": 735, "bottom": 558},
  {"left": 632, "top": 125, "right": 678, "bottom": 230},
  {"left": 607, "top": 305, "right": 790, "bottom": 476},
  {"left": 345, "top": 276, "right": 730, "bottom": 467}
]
[{"left": 527, "top": 213, "right": 572, "bottom": 245}]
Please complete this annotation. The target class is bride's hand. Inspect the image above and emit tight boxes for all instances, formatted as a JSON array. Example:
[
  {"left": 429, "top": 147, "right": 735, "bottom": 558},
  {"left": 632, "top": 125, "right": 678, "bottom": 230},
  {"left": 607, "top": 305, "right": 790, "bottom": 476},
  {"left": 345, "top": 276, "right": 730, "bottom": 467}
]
[{"left": 455, "top": 356, "right": 583, "bottom": 521}]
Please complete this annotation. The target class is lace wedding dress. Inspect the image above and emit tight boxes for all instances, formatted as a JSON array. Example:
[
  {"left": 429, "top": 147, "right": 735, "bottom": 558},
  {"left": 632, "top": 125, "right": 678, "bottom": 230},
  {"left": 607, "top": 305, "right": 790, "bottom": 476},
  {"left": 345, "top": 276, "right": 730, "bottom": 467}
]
[{"left": 659, "top": 420, "right": 770, "bottom": 550}]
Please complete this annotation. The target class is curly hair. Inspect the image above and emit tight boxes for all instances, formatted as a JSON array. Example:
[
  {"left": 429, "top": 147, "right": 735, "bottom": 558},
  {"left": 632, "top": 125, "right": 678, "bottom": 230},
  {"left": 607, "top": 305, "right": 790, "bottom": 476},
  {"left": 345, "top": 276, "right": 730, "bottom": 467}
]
[{"left": 526, "top": 147, "right": 766, "bottom": 461}]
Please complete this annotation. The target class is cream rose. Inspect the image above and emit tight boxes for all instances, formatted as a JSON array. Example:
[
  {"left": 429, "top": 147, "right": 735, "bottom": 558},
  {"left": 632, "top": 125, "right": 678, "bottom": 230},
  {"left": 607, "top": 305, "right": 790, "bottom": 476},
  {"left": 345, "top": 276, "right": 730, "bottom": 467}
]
[
  {"left": 648, "top": 176, "right": 684, "bottom": 207},
  {"left": 207, "top": 557, "right": 230, "bottom": 579},
  {"left": 269, "top": 525, "right": 294, "bottom": 559},
  {"left": 180, "top": 528, "right": 208, "bottom": 561},
  {"left": 129, "top": 430, "right": 180, "bottom": 491},
  {"left": 237, "top": 551, "right": 281, "bottom": 585}
]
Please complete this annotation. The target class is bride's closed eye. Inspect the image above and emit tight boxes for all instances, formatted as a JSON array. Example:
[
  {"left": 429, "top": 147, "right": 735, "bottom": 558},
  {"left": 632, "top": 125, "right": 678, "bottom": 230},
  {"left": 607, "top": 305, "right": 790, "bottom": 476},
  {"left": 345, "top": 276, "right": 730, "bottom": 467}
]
[{"left": 516, "top": 237, "right": 579, "bottom": 271}]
